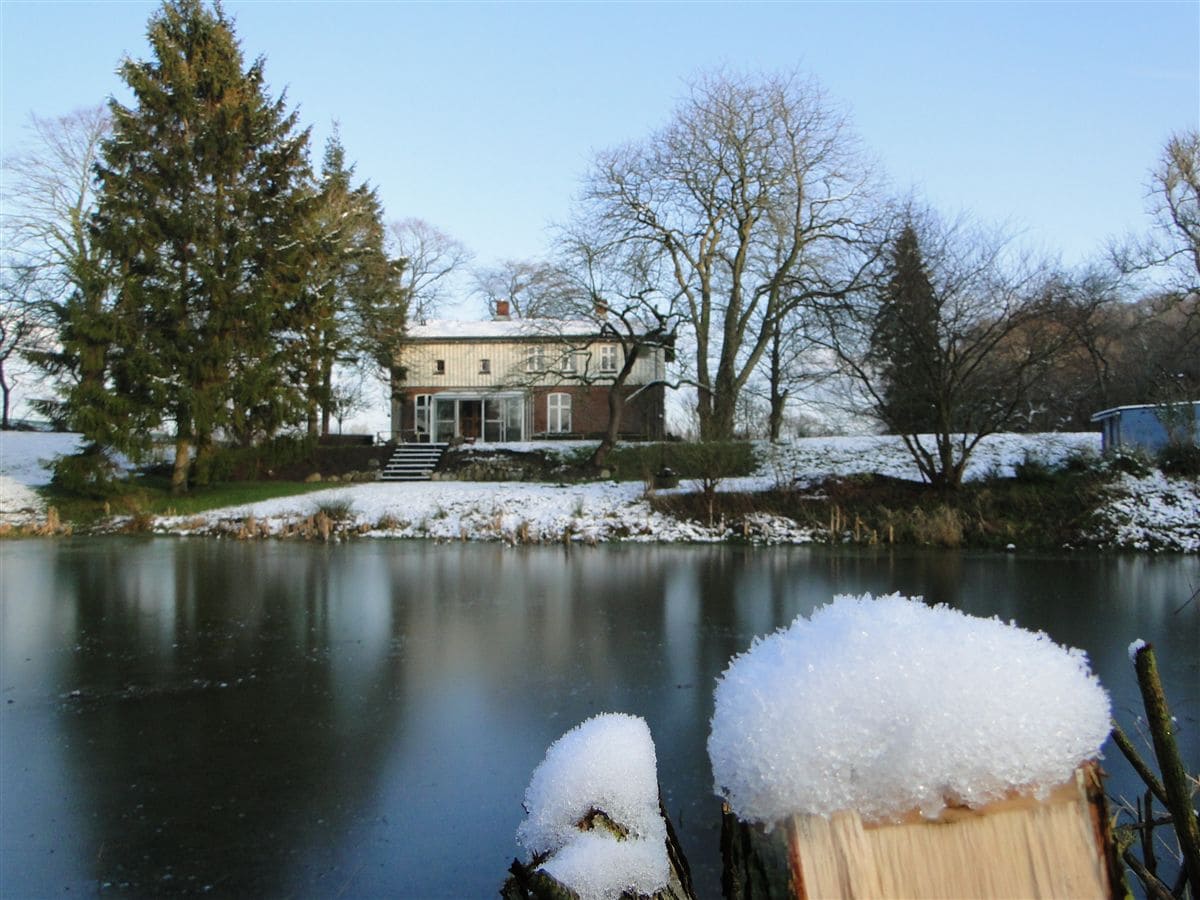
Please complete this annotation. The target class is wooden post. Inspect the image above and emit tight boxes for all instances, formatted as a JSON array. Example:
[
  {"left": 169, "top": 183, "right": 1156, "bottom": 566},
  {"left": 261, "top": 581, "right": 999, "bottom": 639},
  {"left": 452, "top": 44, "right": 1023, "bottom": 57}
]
[
  {"left": 721, "top": 763, "right": 1120, "bottom": 899},
  {"left": 1130, "top": 642, "right": 1200, "bottom": 894}
]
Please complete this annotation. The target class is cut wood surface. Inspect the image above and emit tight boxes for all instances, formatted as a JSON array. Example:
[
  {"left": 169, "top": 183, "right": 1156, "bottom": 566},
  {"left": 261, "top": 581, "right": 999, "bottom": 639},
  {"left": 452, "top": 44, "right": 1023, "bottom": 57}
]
[{"left": 723, "top": 763, "right": 1120, "bottom": 899}]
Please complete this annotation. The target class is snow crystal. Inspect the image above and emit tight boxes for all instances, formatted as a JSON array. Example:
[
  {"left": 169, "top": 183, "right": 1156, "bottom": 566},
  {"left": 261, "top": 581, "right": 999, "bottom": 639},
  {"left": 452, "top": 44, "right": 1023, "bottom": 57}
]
[
  {"left": 540, "top": 831, "right": 670, "bottom": 900},
  {"left": 517, "top": 713, "right": 669, "bottom": 900},
  {"left": 707, "top": 593, "right": 1112, "bottom": 826}
]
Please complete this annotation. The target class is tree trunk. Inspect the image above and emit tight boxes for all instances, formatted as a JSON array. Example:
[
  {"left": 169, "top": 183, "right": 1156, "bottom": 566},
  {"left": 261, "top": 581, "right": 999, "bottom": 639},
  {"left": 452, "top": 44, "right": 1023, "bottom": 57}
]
[
  {"left": 0, "top": 368, "right": 10, "bottom": 429},
  {"left": 705, "top": 391, "right": 738, "bottom": 441},
  {"left": 193, "top": 430, "right": 215, "bottom": 487},
  {"left": 590, "top": 387, "right": 627, "bottom": 471},
  {"left": 171, "top": 431, "right": 191, "bottom": 495},
  {"left": 768, "top": 390, "right": 787, "bottom": 442},
  {"left": 768, "top": 321, "right": 786, "bottom": 442}
]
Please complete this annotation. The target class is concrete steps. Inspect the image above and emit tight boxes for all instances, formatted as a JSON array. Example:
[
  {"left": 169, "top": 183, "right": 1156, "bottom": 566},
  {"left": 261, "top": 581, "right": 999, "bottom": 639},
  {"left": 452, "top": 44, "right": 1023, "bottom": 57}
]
[{"left": 379, "top": 443, "right": 448, "bottom": 481}]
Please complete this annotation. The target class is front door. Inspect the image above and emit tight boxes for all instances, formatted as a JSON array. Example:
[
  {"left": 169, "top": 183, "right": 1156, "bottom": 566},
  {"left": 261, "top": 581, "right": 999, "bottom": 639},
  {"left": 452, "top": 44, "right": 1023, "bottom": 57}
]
[{"left": 459, "top": 399, "right": 483, "bottom": 440}]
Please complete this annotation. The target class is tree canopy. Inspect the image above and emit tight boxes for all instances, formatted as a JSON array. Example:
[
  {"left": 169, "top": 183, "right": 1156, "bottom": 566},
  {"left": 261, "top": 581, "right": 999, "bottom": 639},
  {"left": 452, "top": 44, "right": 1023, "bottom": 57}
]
[{"left": 92, "top": 0, "right": 313, "bottom": 491}]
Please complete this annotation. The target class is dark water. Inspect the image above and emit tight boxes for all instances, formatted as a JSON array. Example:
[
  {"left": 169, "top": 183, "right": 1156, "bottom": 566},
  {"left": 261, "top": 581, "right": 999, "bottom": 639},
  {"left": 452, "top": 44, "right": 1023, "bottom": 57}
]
[{"left": 1, "top": 539, "right": 1197, "bottom": 898}]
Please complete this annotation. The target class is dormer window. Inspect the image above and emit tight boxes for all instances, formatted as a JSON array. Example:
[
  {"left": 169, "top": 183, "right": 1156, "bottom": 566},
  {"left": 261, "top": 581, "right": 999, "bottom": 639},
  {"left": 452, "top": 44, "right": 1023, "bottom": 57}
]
[
  {"left": 562, "top": 351, "right": 577, "bottom": 374},
  {"left": 480, "top": 358, "right": 491, "bottom": 374},
  {"left": 434, "top": 359, "right": 446, "bottom": 375}
]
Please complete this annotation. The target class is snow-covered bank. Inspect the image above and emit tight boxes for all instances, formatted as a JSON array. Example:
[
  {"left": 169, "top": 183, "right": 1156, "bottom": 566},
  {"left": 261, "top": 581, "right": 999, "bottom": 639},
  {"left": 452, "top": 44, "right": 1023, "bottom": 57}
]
[
  {"left": 1090, "top": 470, "right": 1200, "bottom": 553},
  {"left": 2, "top": 430, "right": 1198, "bottom": 552}
]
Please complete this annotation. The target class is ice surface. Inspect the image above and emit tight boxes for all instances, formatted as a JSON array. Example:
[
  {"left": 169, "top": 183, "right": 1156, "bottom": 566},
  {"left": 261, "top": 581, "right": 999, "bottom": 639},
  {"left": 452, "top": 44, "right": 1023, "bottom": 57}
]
[
  {"left": 707, "top": 593, "right": 1112, "bottom": 826},
  {"left": 516, "top": 713, "right": 669, "bottom": 900}
]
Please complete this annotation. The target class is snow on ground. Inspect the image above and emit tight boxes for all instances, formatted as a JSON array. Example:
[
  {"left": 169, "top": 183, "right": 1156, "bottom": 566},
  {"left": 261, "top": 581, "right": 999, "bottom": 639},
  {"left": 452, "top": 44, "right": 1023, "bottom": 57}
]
[
  {"left": 1090, "top": 470, "right": 1200, "bottom": 553},
  {"left": 707, "top": 593, "right": 1112, "bottom": 825},
  {"left": 0, "top": 431, "right": 82, "bottom": 526},
  {"left": 2, "top": 430, "right": 1197, "bottom": 551},
  {"left": 159, "top": 478, "right": 730, "bottom": 544}
]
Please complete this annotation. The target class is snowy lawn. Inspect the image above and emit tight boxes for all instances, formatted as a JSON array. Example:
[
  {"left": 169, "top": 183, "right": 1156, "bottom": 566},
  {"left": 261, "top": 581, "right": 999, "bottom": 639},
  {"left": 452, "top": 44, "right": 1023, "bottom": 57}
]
[{"left": 0, "top": 431, "right": 84, "bottom": 526}]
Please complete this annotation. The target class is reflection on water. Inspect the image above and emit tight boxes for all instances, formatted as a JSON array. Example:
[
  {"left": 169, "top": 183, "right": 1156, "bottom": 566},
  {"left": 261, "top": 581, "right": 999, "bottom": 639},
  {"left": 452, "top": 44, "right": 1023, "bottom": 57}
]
[{"left": 1, "top": 539, "right": 1197, "bottom": 897}]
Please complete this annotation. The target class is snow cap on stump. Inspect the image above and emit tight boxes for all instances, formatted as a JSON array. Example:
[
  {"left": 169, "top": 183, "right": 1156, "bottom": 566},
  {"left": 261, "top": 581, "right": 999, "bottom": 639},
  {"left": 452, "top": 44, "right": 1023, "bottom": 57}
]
[
  {"left": 708, "top": 593, "right": 1112, "bottom": 826},
  {"left": 517, "top": 713, "right": 669, "bottom": 900}
]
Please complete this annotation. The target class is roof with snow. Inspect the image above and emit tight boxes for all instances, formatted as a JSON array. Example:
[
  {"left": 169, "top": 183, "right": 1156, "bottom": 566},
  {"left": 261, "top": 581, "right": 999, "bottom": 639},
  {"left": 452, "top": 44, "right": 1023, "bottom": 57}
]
[
  {"left": 406, "top": 317, "right": 612, "bottom": 341},
  {"left": 1090, "top": 400, "right": 1199, "bottom": 422}
]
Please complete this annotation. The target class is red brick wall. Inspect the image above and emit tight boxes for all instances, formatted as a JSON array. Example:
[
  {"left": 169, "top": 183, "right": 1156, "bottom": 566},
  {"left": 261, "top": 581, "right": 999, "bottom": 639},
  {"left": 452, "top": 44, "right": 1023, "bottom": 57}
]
[
  {"left": 392, "top": 384, "right": 665, "bottom": 440},
  {"left": 530, "top": 385, "right": 664, "bottom": 438}
]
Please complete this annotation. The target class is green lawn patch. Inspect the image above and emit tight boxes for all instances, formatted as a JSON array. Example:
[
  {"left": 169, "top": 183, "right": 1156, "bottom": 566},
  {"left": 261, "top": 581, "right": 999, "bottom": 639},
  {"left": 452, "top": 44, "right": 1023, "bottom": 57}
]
[{"left": 41, "top": 476, "right": 334, "bottom": 527}]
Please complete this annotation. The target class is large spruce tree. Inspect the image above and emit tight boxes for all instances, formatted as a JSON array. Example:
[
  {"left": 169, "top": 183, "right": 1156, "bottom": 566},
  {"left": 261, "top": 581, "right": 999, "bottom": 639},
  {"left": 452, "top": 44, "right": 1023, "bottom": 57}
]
[
  {"left": 295, "top": 133, "right": 403, "bottom": 436},
  {"left": 93, "top": 0, "right": 312, "bottom": 492},
  {"left": 870, "top": 223, "right": 942, "bottom": 434}
]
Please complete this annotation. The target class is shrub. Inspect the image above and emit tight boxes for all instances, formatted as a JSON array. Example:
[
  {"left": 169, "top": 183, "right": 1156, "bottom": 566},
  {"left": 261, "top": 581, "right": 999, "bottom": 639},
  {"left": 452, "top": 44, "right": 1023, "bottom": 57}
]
[
  {"left": 1060, "top": 448, "right": 1099, "bottom": 474},
  {"left": 1157, "top": 441, "right": 1200, "bottom": 477},
  {"left": 910, "top": 505, "right": 964, "bottom": 548},
  {"left": 1106, "top": 447, "right": 1153, "bottom": 478},
  {"left": 1013, "top": 452, "right": 1055, "bottom": 484},
  {"left": 50, "top": 445, "right": 122, "bottom": 498},
  {"left": 605, "top": 441, "right": 756, "bottom": 482},
  {"left": 313, "top": 498, "right": 355, "bottom": 521},
  {"left": 202, "top": 434, "right": 317, "bottom": 482}
]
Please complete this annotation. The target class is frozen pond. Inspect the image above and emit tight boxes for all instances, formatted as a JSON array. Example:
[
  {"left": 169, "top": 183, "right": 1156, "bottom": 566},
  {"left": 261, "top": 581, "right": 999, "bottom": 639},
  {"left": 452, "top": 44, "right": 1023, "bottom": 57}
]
[{"left": 1, "top": 539, "right": 1197, "bottom": 897}]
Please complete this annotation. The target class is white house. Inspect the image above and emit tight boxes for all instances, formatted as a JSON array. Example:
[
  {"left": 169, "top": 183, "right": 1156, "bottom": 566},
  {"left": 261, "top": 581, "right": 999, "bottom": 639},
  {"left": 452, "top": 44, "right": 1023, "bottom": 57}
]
[{"left": 389, "top": 305, "right": 669, "bottom": 443}]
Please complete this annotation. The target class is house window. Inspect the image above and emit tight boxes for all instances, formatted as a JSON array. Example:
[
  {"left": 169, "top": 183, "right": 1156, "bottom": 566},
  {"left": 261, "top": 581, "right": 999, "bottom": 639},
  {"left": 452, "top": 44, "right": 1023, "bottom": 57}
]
[
  {"left": 480, "top": 358, "right": 491, "bottom": 374},
  {"left": 547, "top": 393, "right": 572, "bottom": 433},
  {"left": 526, "top": 346, "right": 545, "bottom": 373},
  {"left": 600, "top": 344, "right": 618, "bottom": 373},
  {"left": 562, "top": 350, "right": 577, "bottom": 374},
  {"left": 434, "top": 359, "right": 446, "bottom": 375}
]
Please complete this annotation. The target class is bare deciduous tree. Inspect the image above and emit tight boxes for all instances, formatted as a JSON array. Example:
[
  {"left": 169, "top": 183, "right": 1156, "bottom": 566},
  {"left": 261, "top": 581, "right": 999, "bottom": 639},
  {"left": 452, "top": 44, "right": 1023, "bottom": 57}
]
[
  {"left": 820, "top": 209, "right": 1069, "bottom": 488},
  {"left": 473, "top": 258, "right": 578, "bottom": 319},
  {"left": 1113, "top": 129, "right": 1200, "bottom": 296},
  {"left": 1, "top": 106, "right": 112, "bottom": 433},
  {"left": 388, "top": 217, "right": 472, "bottom": 322},
  {"left": 0, "top": 266, "right": 54, "bottom": 428},
  {"left": 3, "top": 106, "right": 110, "bottom": 285},
  {"left": 553, "top": 232, "right": 684, "bottom": 469},
  {"left": 581, "top": 69, "right": 879, "bottom": 440}
]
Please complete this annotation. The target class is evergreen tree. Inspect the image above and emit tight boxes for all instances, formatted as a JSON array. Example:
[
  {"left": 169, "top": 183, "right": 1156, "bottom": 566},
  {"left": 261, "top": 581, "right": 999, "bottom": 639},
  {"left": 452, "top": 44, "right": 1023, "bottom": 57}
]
[
  {"left": 93, "top": 0, "right": 312, "bottom": 492},
  {"left": 870, "top": 223, "right": 943, "bottom": 434},
  {"left": 295, "top": 132, "right": 403, "bottom": 436}
]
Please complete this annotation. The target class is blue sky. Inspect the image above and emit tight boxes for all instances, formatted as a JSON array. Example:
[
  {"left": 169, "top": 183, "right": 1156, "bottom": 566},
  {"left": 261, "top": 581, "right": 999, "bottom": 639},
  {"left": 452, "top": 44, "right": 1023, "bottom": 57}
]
[{"left": 3, "top": 0, "right": 1198, "bottom": 299}]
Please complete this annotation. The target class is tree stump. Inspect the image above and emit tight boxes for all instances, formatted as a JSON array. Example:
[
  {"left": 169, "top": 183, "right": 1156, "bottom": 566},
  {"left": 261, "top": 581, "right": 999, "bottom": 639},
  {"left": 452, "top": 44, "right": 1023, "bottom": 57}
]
[
  {"left": 720, "top": 762, "right": 1121, "bottom": 899},
  {"left": 501, "top": 799, "right": 697, "bottom": 900}
]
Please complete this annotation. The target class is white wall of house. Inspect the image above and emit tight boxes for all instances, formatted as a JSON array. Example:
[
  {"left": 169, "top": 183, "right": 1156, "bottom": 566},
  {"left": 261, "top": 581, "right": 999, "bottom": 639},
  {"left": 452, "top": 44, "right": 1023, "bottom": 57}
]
[{"left": 399, "top": 336, "right": 665, "bottom": 390}]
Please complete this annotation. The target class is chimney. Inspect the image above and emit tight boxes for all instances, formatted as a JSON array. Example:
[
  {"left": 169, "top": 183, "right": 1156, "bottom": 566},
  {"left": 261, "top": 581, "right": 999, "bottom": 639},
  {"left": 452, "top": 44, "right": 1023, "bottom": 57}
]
[{"left": 494, "top": 299, "right": 510, "bottom": 320}]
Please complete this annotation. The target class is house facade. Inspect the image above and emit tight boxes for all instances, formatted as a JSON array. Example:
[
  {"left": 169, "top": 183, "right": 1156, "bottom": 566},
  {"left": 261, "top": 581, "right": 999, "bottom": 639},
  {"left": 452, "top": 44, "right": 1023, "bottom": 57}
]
[
  {"left": 1090, "top": 401, "right": 1200, "bottom": 454},
  {"left": 389, "top": 313, "right": 668, "bottom": 443}
]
